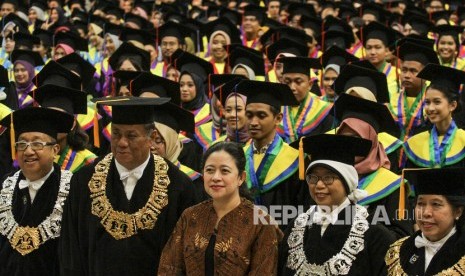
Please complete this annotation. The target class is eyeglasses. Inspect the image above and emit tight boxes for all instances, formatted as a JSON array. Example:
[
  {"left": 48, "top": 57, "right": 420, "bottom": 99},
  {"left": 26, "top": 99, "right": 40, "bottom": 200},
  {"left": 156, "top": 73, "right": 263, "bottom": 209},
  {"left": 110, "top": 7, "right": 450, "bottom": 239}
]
[
  {"left": 15, "top": 141, "right": 56, "bottom": 151},
  {"left": 306, "top": 174, "right": 339, "bottom": 185}
]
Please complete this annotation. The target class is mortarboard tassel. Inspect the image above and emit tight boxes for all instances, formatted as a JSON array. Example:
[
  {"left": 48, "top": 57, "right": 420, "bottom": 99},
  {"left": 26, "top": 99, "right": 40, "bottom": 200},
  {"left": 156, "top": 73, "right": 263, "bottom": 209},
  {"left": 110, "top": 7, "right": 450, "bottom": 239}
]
[
  {"left": 299, "top": 137, "right": 305, "bottom": 180},
  {"left": 10, "top": 112, "right": 15, "bottom": 161},
  {"left": 398, "top": 171, "right": 405, "bottom": 220},
  {"left": 93, "top": 103, "right": 100, "bottom": 148}
]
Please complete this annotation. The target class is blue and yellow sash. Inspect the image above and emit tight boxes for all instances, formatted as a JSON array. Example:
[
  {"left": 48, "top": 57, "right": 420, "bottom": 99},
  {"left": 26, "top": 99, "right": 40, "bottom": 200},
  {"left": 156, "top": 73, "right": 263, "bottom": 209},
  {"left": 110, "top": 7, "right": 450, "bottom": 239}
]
[
  {"left": 358, "top": 167, "right": 401, "bottom": 206},
  {"left": 175, "top": 160, "right": 201, "bottom": 181},
  {"left": 278, "top": 94, "right": 332, "bottom": 143},
  {"left": 244, "top": 135, "right": 299, "bottom": 204},
  {"left": 55, "top": 146, "right": 97, "bottom": 173}
]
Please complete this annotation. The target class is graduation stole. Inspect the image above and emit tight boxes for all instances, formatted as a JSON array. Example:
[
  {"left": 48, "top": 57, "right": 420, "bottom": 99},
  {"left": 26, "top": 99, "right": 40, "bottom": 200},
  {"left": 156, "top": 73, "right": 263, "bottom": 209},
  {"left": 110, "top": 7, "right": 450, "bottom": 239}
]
[
  {"left": 386, "top": 236, "right": 465, "bottom": 276},
  {"left": 77, "top": 106, "right": 101, "bottom": 131},
  {"left": 175, "top": 161, "right": 201, "bottom": 181},
  {"left": 349, "top": 41, "right": 362, "bottom": 56},
  {"left": 357, "top": 167, "right": 401, "bottom": 206},
  {"left": 87, "top": 46, "right": 102, "bottom": 65},
  {"left": 209, "top": 59, "right": 225, "bottom": 75},
  {"left": 379, "top": 61, "right": 392, "bottom": 76},
  {"left": 55, "top": 145, "right": 97, "bottom": 173},
  {"left": 245, "top": 135, "right": 298, "bottom": 204},
  {"left": 194, "top": 121, "right": 221, "bottom": 150},
  {"left": 242, "top": 35, "right": 259, "bottom": 50},
  {"left": 103, "top": 122, "right": 112, "bottom": 142},
  {"left": 279, "top": 94, "right": 332, "bottom": 143},
  {"left": 193, "top": 103, "right": 212, "bottom": 127},
  {"left": 89, "top": 153, "right": 169, "bottom": 240},
  {"left": 18, "top": 92, "right": 34, "bottom": 109},
  {"left": 0, "top": 170, "right": 72, "bottom": 255},
  {"left": 404, "top": 122, "right": 465, "bottom": 168},
  {"left": 378, "top": 132, "right": 403, "bottom": 155}
]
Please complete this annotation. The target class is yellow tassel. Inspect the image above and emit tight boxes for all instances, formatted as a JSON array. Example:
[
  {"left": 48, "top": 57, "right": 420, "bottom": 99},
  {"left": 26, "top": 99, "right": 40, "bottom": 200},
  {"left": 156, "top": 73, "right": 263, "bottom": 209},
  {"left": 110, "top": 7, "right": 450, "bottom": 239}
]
[
  {"left": 10, "top": 113, "right": 16, "bottom": 161},
  {"left": 93, "top": 103, "right": 100, "bottom": 148},
  {"left": 299, "top": 137, "right": 305, "bottom": 180},
  {"left": 398, "top": 177, "right": 405, "bottom": 220}
]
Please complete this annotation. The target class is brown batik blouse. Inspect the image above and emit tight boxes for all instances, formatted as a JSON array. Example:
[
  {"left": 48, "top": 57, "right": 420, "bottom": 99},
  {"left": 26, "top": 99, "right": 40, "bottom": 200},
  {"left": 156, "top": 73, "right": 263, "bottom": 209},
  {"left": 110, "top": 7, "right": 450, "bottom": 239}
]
[{"left": 158, "top": 198, "right": 283, "bottom": 275}]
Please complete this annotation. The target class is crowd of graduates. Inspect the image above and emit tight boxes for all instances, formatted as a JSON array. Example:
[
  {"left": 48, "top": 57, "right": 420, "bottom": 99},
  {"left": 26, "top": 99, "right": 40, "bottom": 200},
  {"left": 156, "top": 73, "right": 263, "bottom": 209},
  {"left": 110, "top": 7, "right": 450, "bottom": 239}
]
[{"left": 2, "top": 0, "right": 465, "bottom": 275}]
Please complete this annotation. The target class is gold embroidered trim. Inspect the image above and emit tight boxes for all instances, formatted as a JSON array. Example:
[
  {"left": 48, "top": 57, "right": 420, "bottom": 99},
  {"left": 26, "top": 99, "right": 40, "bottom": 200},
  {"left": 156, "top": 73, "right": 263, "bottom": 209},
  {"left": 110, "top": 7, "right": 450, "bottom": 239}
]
[
  {"left": 386, "top": 236, "right": 465, "bottom": 275},
  {"left": 89, "top": 153, "right": 170, "bottom": 240}
]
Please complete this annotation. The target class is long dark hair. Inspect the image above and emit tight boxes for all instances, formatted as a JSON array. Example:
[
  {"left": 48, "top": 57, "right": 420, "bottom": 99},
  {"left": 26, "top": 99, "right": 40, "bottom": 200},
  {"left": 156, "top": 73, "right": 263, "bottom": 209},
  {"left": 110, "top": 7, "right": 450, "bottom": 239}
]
[
  {"left": 427, "top": 83, "right": 462, "bottom": 113},
  {"left": 202, "top": 141, "right": 253, "bottom": 201},
  {"left": 67, "top": 122, "right": 90, "bottom": 151}
]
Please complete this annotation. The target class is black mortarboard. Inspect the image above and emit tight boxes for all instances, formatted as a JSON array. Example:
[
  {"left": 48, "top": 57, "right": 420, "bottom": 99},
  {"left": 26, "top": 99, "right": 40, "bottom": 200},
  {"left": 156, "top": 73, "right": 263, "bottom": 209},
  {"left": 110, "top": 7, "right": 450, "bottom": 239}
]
[
  {"left": 457, "top": 6, "right": 465, "bottom": 23},
  {"left": 213, "top": 76, "right": 248, "bottom": 106},
  {"left": 113, "top": 70, "right": 142, "bottom": 86},
  {"left": 417, "top": 64, "right": 465, "bottom": 94},
  {"left": 404, "top": 168, "right": 465, "bottom": 197},
  {"left": 431, "top": 10, "right": 452, "bottom": 24},
  {"left": 157, "top": 21, "right": 191, "bottom": 42},
  {"left": 337, "top": 2, "right": 358, "bottom": 20},
  {"left": 281, "top": 57, "right": 321, "bottom": 75},
  {"left": 203, "top": 17, "right": 241, "bottom": 44},
  {"left": 227, "top": 45, "right": 265, "bottom": 76},
  {"left": 1, "top": 12, "right": 28, "bottom": 33},
  {"left": 0, "top": 64, "right": 8, "bottom": 86},
  {"left": 404, "top": 14, "right": 433, "bottom": 37},
  {"left": 184, "top": 19, "right": 205, "bottom": 53},
  {"left": 31, "top": 0, "right": 47, "bottom": 12},
  {"left": 33, "top": 29, "right": 53, "bottom": 47},
  {"left": 56, "top": 53, "right": 96, "bottom": 86},
  {"left": 10, "top": 49, "right": 44, "bottom": 67},
  {"left": 219, "top": 8, "right": 242, "bottom": 26},
  {"left": 397, "top": 41, "right": 439, "bottom": 65},
  {"left": 358, "top": 21, "right": 397, "bottom": 47},
  {"left": 208, "top": 74, "right": 247, "bottom": 90},
  {"left": 286, "top": 2, "right": 316, "bottom": 19},
  {"left": 320, "top": 29, "right": 354, "bottom": 50},
  {"left": 396, "top": 35, "right": 435, "bottom": 49},
  {"left": 170, "top": 49, "right": 213, "bottom": 80},
  {"left": 71, "top": 8, "right": 88, "bottom": 23},
  {"left": 265, "top": 38, "right": 309, "bottom": 63},
  {"left": 434, "top": 24, "right": 463, "bottom": 40},
  {"left": 263, "top": 17, "right": 286, "bottom": 30},
  {"left": 260, "top": 26, "right": 313, "bottom": 47},
  {"left": 130, "top": 72, "right": 180, "bottom": 105},
  {"left": 233, "top": 79, "right": 299, "bottom": 109},
  {"left": 360, "top": 2, "right": 389, "bottom": 23},
  {"left": 120, "top": 27, "right": 155, "bottom": 46},
  {"left": 32, "top": 61, "right": 82, "bottom": 90},
  {"left": 103, "top": 21, "right": 123, "bottom": 36},
  {"left": 296, "top": 134, "right": 372, "bottom": 166},
  {"left": 321, "top": 45, "right": 359, "bottom": 69},
  {"left": 153, "top": 102, "right": 195, "bottom": 133},
  {"left": 108, "top": 42, "right": 151, "bottom": 71},
  {"left": 334, "top": 64, "right": 390, "bottom": 103},
  {"left": 243, "top": 4, "right": 266, "bottom": 25},
  {"left": 124, "top": 12, "right": 152, "bottom": 30},
  {"left": 54, "top": 31, "right": 88, "bottom": 52},
  {"left": 104, "top": 5, "right": 124, "bottom": 19},
  {"left": 324, "top": 15, "right": 353, "bottom": 34},
  {"left": 333, "top": 93, "right": 397, "bottom": 134},
  {"left": 92, "top": 96, "right": 170, "bottom": 125},
  {"left": 13, "top": 32, "right": 37, "bottom": 50},
  {"left": 0, "top": 107, "right": 74, "bottom": 139},
  {"left": 31, "top": 84, "right": 87, "bottom": 114},
  {"left": 299, "top": 15, "right": 322, "bottom": 37}
]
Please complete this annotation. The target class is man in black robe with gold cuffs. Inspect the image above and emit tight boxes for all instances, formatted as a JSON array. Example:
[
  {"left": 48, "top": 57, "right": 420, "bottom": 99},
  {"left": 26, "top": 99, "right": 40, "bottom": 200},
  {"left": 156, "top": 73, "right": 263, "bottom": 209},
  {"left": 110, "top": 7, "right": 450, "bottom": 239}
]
[{"left": 59, "top": 97, "right": 196, "bottom": 276}]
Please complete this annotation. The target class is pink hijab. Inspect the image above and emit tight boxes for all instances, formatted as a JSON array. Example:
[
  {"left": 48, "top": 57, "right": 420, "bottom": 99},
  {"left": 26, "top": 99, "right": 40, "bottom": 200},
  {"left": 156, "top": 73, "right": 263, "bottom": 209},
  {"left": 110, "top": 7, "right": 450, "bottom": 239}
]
[{"left": 337, "top": 117, "right": 390, "bottom": 175}]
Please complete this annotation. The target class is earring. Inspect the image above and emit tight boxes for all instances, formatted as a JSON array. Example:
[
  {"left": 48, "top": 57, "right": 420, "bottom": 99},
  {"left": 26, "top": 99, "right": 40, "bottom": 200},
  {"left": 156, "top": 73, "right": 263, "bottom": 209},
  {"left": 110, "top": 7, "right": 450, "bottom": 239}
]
[{"left": 457, "top": 217, "right": 460, "bottom": 220}]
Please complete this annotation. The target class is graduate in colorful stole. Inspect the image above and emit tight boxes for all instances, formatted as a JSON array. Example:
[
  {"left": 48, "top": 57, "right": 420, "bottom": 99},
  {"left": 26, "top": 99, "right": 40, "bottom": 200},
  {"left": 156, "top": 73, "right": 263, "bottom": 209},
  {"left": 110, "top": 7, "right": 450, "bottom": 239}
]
[
  {"left": 277, "top": 56, "right": 333, "bottom": 143},
  {"left": 334, "top": 94, "right": 413, "bottom": 239},
  {"left": 0, "top": 107, "right": 74, "bottom": 276},
  {"left": 238, "top": 79, "right": 309, "bottom": 228},
  {"left": 241, "top": 4, "right": 265, "bottom": 51},
  {"left": 280, "top": 134, "right": 394, "bottom": 275},
  {"left": 386, "top": 168, "right": 465, "bottom": 276},
  {"left": 96, "top": 26, "right": 122, "bottom": 97},
  {"left": 434, "top": 25, "right": 465, "bottom": 70},
  {"left": 357, "top": 21, "right": 399, "bottom": 99},
  {"left": 227, "top": 44, "right": 266, "bottom": 81},
  {"left": 404, "top": 64, "right": 465, "bottom": 168}
]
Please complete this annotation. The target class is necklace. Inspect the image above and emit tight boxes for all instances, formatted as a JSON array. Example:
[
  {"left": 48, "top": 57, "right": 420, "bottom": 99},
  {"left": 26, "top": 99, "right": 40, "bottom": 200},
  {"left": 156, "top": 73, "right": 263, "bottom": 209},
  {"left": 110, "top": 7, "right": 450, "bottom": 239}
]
[
  {"left": 89, "top": 153, "right": 170, "bottom": 240},
  {"left": 0, "top": 170, "right": 72, "bottom": 255},
  {"left": 287, "top": 204, "right": 369, "bottom": 275}
]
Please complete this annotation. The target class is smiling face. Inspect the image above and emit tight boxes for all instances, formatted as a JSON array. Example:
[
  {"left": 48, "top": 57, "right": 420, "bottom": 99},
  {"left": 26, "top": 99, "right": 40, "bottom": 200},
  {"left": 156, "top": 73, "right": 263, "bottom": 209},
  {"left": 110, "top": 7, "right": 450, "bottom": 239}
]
[
  {"left": 424, "top": 88, "right": 457, "bottom": 126},
  {"left": 210, "top": 33, "right": 227, "bottom": 61},
  {"left": 308, "top": 166, "right": 347, "bottom": 209},
  {"left": 224, "top": 95, "right": 247, "bottom": 131},
  {"left": 14, "top": 63, "right": 30, "bottom": 86},
  {"left": 246, "top": 103, "right": 282, "bottom": 147},
  {"left": 111, "top": 124, "right": 153, "bottom": 170},
  {"left": 415, "top": 194, "right": 463, "bottom": 242},
  {"left": 17, "top": 132, "right": 59, "bottom": 181},
  {"left": 437, "top": 35, "right": 457, "bottom": 63}
]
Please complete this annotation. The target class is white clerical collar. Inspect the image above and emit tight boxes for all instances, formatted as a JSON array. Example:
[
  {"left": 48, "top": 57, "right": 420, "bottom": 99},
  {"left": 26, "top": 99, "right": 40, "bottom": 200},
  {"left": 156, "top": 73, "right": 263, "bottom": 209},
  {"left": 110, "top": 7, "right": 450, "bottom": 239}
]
[
  {"left": 19, "top": 166, "right": 55, "bottom": 190},
  {"left": 316, "top": 198, "right": 351, "bottom": 225},
  {"left": 115, "top": 154, "right": 151, "bottom": 179},
  {"left": 421, "top": 226, "right": 457, "bottom": 248}
]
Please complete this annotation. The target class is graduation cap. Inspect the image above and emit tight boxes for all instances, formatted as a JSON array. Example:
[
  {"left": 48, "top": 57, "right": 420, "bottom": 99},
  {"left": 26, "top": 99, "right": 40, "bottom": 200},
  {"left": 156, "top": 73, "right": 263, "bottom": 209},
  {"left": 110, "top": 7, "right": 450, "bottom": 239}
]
[
  {"left": 33, "top": 29, "right": 53, "bottom": 48},
  {"left": 396, "top": 41, "right": 439, "bottom": 65},
  {"left": 130, "top": 72, "right": 180, "bottom": 105},
  {"left": 108, "top": 42, "right": 151, "bottom": 71},
  {"left": 54, "top": 31, "right": 88, "bottom": 52},
  {"left": 265, "top": 38, "right": 309, "bottom": 63},
  {"left": 184, "top": 19, "right": 206, "bottom": 53},
  {"left": 333, "top": 93, "right": 397, "bottom": 134},
  {"left": 403, "top": 168, "right": 465, "bottom": 198},
  {"left": 299, "top": 15, "right": 322, "bottom": 37},
  {"left": 358, "top": 21, "right": 397, "bottom": 47},
  {"left": 0, "top": 107, "right": 74, "bottom": 141},
  {"left": 243, "top": 4, "right": 266, "bottom": 25},
  {"left": 124, "top": 12, "right": 152, "bottom": 30},
  {"left": 31, "top": 84, "right": 87, "bottom": 115},
  {"left": 32, "top": 61, "right": 82, "bottom": 90},
  {"left": 219, "top": 8, "right": 242, "bottom": 26},
  {"left": 321, "top": 45, "right": 359, "bottom": 70},
  {"left": 232, "top": 79, "right": 299, "bottom": 110},
  {"left": 417, "top": 63, "right": 465, "bottom": 95},
  {"left": 104, "top": 5, "right": 124, "bottom": 20},
  {"left": 396, "top": 34, "right": 435, "bottom": 49},
  {"left": 213, "top": 76, "right": 248, "bottom": 106},
  {"left": 10, "top": 49, "right": 44, "bottom": 67},
  {"left": 120, "top": 27, "right": 155, "bottom": 46},
  {"left": 30, "top": 0, "right": 48, "bottom": 12},
  {"left": 433, "top": 24, "right": 463, "bottom": 41},
  {"left": 103, "top": 21, "right": 123, "bottom": 36},
  {"left": 226, "top": 45, "right": 265, "bottom": 76},
  {"left": 171, "top": 49, "right": 214, "bottom": 80},
  {"left": 153, "top": 102, "right": 195, "bottom": 133},
  {"left": 56, "top": 53, "right": 96, "bottom": 86},
  {"left": 359, "top": 2, "right": 389, "bottom": 23},
  {"left": 92, "top": 96, "right": 171, "bottom": 125},
  {"left": 13, "top": 32, "right": 38, "bottom": 50},
  {"left": 404, "top": 14, "right": 434, "bottom": 37},
  {"left": 203, "top": 17, "right": 241, "bottom": 44},
  {"left": 334, "top": 64, "right": 390, "bottom": 103},
  {"left": 431, "top": 10, "right": 452, "bottom": 24},
  {"left": 0, "top": 64, "right": 9, "bottom": 87},
  {"left": 263, "top": 17, "right": 286, "bottom": 30},
  {"left": 337, "top": 2, "right": 358, "bottom": 20},
  {"left": 157, "top": 21, "right": 191, "bottom": 43},
  {"left": 1, "top": 12, "right": 28, "bottom": 33},
  {"left": 71, "top": 9, "right": 89, "bottom": 23},
  {"left": 281, "top": 57, "right": 321, "bottom": 75},
  {"left": 113, "top": 70, "right": 142, "bottom": 86},
  {"left": 286, "top": 2, "right": 316, "bottom": 19}
]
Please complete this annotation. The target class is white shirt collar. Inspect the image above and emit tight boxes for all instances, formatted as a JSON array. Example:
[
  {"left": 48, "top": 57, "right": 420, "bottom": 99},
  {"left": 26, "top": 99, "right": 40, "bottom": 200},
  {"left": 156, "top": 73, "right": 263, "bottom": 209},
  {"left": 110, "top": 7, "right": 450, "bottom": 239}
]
[
  {"left": 19, "top": 166, "right": 55, "bottom": 190},
  {"left": 115, "top": 154, "right": 151, "bottom": 180},
  {"left": 314, "top": 198, "right": 351, "bottom": 236}
]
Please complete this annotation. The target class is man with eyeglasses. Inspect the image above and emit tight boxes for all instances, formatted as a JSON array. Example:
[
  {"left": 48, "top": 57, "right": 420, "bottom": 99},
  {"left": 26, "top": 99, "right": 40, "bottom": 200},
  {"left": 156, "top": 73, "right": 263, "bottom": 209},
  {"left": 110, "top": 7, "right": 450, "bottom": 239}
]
[{"left": 0, "top": 107, "right": 74, "bottom": 275}]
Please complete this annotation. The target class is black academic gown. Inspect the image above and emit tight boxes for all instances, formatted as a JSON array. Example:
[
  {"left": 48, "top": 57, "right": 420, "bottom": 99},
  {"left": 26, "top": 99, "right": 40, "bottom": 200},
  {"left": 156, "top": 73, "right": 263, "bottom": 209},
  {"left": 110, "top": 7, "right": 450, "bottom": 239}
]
[
  {"left": 394, "top": 230, "right": 465, "bottom": 275},
  {"left": 0, "top": 164, "right": 64, "bottom": 276},
  {"left": 279, "top": 205, "right": 395, "bottom": 276},
  {"left": 59, "top": 154, "right": 197, "bottom": 276}
]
